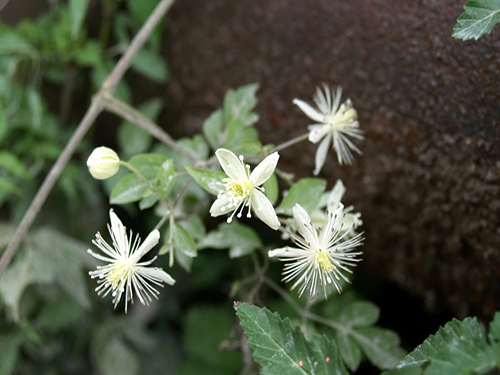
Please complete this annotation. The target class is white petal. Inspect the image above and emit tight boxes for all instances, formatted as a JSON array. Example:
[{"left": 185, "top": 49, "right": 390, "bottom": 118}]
[
  {"left": 215, "top": 148, "right": 247, "bottom": 180},
  {"left": 268, "top": 246, "right": 306, "bottom": 258},
  {"left": 109, "top": 210, "right": 129, "bottom": 256},
  {"left": 209, "top": 196, "right": 233, "bottom": 217},
  {"left": 313, "top": 134, "right": 331, "bottom": 176},
  {"left": 250, "top": 152, "right": 279, "bottom": 186},
  {"left": 143, "top": 267, "right": 176, "bottom": 285},
  {"left": 250, "top": 190, "right": 280, "bottom": 230},
  {"left": 293, "top": 99, "right": 325, "bottom": 122},
  {"left": 308, "top": 124, "right": 330, "bottom": 144},
  {"left": 292, "top": 204, "right": 318, "bottom": 246},
  {"left": 131, "top": 229, "right": 160, "bottom": 262},
  {"left": 327, "top": 179, "right": 346, "bottom": 211}
]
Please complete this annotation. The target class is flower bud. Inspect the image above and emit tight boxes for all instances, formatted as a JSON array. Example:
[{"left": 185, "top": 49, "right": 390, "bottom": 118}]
[{"left": 87, "top": 147, "right": 120, "bottom": 180}]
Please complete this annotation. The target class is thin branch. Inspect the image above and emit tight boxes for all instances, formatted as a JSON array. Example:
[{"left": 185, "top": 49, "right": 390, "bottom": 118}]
[
  {"left": 101, "top": 95, "right": 198, "bottom": 164},
  {"left": 270, "top": 132, "right": 309, "bottom": 153},
  {"left": 0, "top": 0, "right": 176, "bottom": 276}
]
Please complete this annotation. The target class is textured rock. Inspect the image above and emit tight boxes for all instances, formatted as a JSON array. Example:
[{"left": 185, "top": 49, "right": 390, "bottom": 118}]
[{"left": 165, "top": 0, "right": 500, "bottom": 318}]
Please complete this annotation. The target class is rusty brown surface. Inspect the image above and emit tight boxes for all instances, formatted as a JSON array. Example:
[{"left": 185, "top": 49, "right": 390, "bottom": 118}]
[{"left": 165, "top": 0, "right": 500, "bottom": 318}]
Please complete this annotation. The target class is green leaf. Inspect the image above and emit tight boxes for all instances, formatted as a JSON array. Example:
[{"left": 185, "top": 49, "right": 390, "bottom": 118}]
[
  {"left": 131, "top": 48, "right": 169, "bottom": 83},
  {"left": 0, "top": 331, "right": 23, "bottom": 375},
  {"left": 183, "top": 305, "right": 243, "bottom": 374},
  {"left": 398, "top": 317, "right": 483, "bottom": 368},
  {"left": 223, "top": 83, "right": 259, "bottom": 126},
  {"left": 0, "top": 152, "right": 29, "bottom": 178},
  {"left": 138, "top": 192, "right": 159, "bottom": 210},
  {"left": 0, "top": 31, "right": 36, "bottom": 56},
  {"left": 69, "top": 0, "right": 90, "bottom": 39},
  {"left": 337, "top": 301, "right": 380, "bottom": 328},
  {"left": 0, "top": 227, "right": 90, "bottom": 321},
  {"left": 235, "top": 302, "right": 348, "bottom": 375},
  {"left": 0, "top": 102, "right": 7, "bottom": 143},
  {"left": 263, "top": 172, "right": 279, "bottom": 205},
  {"left": 202, "top": 109, "right": 224, "bottom": 150},
  {"left": 110, "top": 174, "right": 147, "bottom": 204},
  {"left": 93, "top": 336, "right": 139, "bottom": 375},
  {"left": 452, "top": 0, "right": 500, "bottom": 40},
  {"left": 118, "top": 99, "right": 163, "bottom": 158},
  {"left": 336, "top": 331, "right": 362, "bottom": 371},
  {"left": 26, "top": 85, "right": 43, "bottom": 129},
  {"left": 156, "top": 159, "right": 176, "bottom": 200},
  {"left": 353, "top": 327, "right": 406, "bottom": 370},
  {"left": 398, "top": 313, "right": 500, "bottom": 374},
  {"left": 110, "top": 154, "right": 167, "bottom": 204},
  {"left": 173, "top": 222, "right": 197, "bottom": 257},
  {"left": 197, "top": 222, "right": 262, "bottom": 258},
  {"left": 185, "top": 166, "right": 226, "bottom": 195},
  {"left": 277, "top": 178, "right": 327, "bottom": 216},
  {"left": 222, "top": 117, "right": 260, "bottom": 156}
]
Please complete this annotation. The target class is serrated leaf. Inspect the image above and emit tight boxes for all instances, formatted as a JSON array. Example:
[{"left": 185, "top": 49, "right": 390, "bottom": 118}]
[
  {"left": 277, "top": 178, "right": 327, "bottom": 215},
  {"left": 235, "top": 302, "right": 348, "bottom": 375},
  {"left": 398, "top": 317, "right": 484, "bottom": 368},
  {"left": 131, "top": 48, "right": 169, "bottom": 83},
  {"left": 173, "top": 223, "right": 197, "bottom": 257},
  {"left": 197, "top": 222, "right": 262, "bottom": 258},
  {"left": 397, "top": 313, "right": 500, "bottom": 374},
  {"left": 452, "top": 0, "right": 500, "bottom": 40},
  {"left": 353, "top": 327, "right": 406, "bottom": 370},
  {"left": 186, "top": 166, "right": 226, "bottom": 195}
]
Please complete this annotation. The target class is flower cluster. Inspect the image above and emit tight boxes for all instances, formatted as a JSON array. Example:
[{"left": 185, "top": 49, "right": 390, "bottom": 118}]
[
  {"left": 88, "top": 210, "right": 175, "bottom": 313},
  {"left": 269, "top": 204, "right": 363, "bottom": 299},
  {"left": 294, "top": 85, "right": 363, "bottom": 175}
]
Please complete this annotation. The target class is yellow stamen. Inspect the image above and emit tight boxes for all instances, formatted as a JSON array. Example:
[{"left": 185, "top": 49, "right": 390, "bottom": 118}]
[
  {"left": 107, "top": 261, "right": 132, "bottom": 289},
  {"left": 317, "top": 251, "right": 334, "bottom": 273}
]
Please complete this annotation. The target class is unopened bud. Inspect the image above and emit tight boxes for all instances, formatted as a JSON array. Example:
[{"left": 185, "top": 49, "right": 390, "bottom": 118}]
[{"left": 87, "top": 146, "right": 120, "bottom": 180}]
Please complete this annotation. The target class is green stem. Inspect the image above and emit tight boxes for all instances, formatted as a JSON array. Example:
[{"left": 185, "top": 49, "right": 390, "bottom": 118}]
[{"left": 270, "top": 133, "right": 309, "bottom": 153}]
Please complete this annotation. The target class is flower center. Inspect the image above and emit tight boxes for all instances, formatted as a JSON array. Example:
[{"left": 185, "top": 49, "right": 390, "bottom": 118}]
[
  {"left": 326, "top": 106, "right": 357, "bottom": 130},
  {"left": 107, "top": 261, "right": 132, "bottom": 290},
  {"left": 316, "top": 251, "right": 334, "bottom": 273}
]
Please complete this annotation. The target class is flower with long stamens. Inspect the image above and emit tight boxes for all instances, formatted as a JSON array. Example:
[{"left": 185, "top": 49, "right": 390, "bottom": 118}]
[
  {"left": 269, "top": 204, "right": 363, "bottom": 298},
  {"left": 210, "top": 148, "right": 280, "bottom": 230},
  {"left": 293, "top": 85, "right": 363, "bottom": 175},
  {"left": 88, "top": 210, "right": 175, "bottom": 312}
]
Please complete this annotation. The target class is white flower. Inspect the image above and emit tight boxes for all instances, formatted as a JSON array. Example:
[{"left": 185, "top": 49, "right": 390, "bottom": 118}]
[
  {"left": 293, "top": 85, "right": 363, "bottom": 175},
  {"left": 269, "top": 204, "right": 363, "bottom": 299},
  {"left": 310, "top": 179, "right": 362, "bottom": 234},
  {"left": 210, "top": 148, "right": 280, "bottom": 230},
  {"left": 87, "top": 146, "right": 120, "bottom": 180},
  {"left": 88, "top": 210, "right": 175, "bottom": 312}
]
